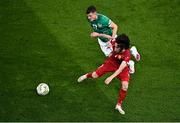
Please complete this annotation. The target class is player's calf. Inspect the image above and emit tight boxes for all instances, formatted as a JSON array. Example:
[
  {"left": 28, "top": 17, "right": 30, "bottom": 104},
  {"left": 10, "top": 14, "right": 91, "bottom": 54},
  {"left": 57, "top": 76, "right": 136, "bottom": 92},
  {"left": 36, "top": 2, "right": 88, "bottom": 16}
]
[
  {"left": 77, "top": 72, "right": 99, "bottom": 82},
  {"left": 92, "top": 72, "right": 99, "bottom": 78},
  {"left": 115, "top": 81, "right": 128, "bottom": 114}
]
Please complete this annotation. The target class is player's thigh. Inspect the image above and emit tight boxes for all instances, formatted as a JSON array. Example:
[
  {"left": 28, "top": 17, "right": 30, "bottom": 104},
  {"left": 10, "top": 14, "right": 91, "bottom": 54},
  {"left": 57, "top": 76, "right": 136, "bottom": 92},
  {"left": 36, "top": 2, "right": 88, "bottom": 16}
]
[
  {"left": 117, "top": 71, "right": 130, "bottom": 82},
  {"left": 117, "top": 72, "right": 130, "bottom": 91},
  {"left": 98, "top": 39, "right": 112, "bottom": 56},
  {"left": 95, "top": 63, "right": 115, "bottom": 77}
]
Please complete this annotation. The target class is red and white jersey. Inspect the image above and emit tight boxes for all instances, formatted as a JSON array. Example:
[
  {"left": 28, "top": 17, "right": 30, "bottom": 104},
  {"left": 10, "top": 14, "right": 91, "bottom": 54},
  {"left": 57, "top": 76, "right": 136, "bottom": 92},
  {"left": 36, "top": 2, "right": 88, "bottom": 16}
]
[
  {"left": 105, "top": 48, "right": 131, "bottom": 73},
  {"left": 109, "top": 40, "right": 131, "bottom": 64}
]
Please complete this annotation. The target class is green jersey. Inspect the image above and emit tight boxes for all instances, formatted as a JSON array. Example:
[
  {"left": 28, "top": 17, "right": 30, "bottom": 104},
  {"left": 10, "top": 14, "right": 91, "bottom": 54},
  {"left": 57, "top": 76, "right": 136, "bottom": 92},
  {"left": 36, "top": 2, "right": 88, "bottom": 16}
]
[{"left": 88, "top": 13, "right": 112, "bottom": 42}]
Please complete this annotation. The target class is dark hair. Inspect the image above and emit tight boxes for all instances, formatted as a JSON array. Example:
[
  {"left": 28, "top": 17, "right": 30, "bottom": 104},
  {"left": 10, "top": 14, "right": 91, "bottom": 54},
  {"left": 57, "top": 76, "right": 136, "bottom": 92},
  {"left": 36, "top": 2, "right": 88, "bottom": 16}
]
[
  {"left": 115, "top": 34, "right": 130, "bottom": 49},
  {"left": 86, "top": 5, "right": 96, "bottom": 14}
]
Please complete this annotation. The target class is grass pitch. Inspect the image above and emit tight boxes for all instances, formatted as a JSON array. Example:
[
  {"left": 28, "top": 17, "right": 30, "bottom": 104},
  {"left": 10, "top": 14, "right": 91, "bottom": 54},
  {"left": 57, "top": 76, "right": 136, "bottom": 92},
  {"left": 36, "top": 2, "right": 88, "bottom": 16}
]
[{"left": 0, "top": 0, "right": 180, "bottom": 121}]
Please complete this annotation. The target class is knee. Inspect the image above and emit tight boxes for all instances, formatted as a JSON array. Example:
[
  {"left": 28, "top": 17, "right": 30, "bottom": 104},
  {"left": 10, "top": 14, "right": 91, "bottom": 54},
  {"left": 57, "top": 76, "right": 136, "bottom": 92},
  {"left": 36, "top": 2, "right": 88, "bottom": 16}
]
[
  {"left": 92, "top": 72, "right": 99, "bottom": 78},
  {"left": 122, "top": 82, "right": 128, "bottom": 91}
]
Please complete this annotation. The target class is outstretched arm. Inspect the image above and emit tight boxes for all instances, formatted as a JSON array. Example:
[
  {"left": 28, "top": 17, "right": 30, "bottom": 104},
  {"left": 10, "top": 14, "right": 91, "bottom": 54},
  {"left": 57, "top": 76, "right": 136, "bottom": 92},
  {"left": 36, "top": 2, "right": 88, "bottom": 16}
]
[{"left": 104, "top": 61, "right": 127, "bottom": 84}]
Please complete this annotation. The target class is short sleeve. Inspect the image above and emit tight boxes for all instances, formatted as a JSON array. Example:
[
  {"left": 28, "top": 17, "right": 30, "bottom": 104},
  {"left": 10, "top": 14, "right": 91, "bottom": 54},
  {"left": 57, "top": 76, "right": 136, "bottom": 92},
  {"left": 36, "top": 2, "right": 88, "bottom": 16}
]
[{"left": 102, "top": 15, "right": 112, "bottom": 27}]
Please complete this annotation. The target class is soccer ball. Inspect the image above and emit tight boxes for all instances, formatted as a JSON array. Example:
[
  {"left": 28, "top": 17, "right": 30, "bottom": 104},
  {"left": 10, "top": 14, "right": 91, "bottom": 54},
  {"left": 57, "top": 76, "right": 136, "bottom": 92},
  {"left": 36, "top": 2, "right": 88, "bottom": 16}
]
[{"left": 36, "top": 83, "right": 49, "bottom": 96}]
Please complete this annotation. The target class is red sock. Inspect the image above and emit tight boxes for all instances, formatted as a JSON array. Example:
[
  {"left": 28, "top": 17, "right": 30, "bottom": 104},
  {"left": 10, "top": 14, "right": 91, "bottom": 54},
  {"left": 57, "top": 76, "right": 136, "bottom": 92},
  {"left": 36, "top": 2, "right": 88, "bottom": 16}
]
[
  {"left": 86, "top": 73, "right": 92, "bottom": 78},
  {"left": 117, "top": 89, "right": 127, "bottom": 106}
]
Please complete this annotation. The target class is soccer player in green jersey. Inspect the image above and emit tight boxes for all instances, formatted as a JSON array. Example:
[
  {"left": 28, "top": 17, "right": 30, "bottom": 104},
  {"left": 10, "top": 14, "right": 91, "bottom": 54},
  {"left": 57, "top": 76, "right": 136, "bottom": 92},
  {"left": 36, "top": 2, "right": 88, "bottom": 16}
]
[
  {"left": 86, "top": 5, "right": 117, "bottom": 57},
  {"left": 86, "top": 5, "right": 140, "bottom": 73}
]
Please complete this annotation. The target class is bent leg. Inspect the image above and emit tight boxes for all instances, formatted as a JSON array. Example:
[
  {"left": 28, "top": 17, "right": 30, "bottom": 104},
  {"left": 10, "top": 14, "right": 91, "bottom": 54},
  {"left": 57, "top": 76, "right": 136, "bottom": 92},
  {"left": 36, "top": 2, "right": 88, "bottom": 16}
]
[{"left": 78, "top": 62, "right": 115, "bottom": 82}]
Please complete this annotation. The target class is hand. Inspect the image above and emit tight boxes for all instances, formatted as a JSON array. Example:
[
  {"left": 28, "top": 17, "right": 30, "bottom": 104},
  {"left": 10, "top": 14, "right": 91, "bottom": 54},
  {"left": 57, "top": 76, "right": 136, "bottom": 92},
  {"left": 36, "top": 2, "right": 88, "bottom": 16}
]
[
  {"left": 111, "top": 38, "right": 116, "bottom": 42},
  {"left": 90, "top": 32, "right": 100, "bottom": 37},
  {"left": 107, "top": 41, "right": 113, "bottom": 48},
  {"left": 104, "top": 76, "right": 113, "bottom": 85}
]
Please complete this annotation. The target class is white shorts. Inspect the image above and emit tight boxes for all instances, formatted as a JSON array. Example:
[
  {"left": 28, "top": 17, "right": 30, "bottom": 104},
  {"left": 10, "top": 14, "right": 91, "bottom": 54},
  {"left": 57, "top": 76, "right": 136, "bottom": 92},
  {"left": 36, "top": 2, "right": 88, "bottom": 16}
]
[{"left": 98, "top": 38, "right": 113, "bottom": 57}]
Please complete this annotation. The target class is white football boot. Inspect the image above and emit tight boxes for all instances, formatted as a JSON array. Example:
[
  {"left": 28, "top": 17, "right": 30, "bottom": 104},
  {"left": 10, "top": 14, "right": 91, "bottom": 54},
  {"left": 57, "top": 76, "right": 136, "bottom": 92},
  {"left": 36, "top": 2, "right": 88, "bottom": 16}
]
[
  {"left": 128, "top": 60, "right": 135, "bottom": 74},
  {"left": 130, "top": 46, "right": 141, "bottom": 61},
  {"left": 115, "top": 104, "right": 125, "bottom": 115},
  {"left": 77, "top": 74, "right": 87, "bottom": 82}
]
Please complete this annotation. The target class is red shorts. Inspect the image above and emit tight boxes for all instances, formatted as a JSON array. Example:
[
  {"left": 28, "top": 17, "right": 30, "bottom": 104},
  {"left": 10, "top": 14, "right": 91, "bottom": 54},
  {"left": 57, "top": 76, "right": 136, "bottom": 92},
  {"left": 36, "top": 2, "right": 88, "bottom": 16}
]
[{"left": 95, "top": 61, "right": 130, "bottom": 82}]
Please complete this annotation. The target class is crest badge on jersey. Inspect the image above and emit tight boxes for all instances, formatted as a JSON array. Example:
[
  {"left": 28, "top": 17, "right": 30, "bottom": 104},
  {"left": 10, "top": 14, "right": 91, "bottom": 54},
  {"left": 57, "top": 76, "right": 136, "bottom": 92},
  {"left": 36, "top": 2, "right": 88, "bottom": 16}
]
[
  {"left": 92, "top": 24, "right": 98, "bottom": 30},
  {"left": 97, "top": 23, "right": 102, "bottom": 28}
]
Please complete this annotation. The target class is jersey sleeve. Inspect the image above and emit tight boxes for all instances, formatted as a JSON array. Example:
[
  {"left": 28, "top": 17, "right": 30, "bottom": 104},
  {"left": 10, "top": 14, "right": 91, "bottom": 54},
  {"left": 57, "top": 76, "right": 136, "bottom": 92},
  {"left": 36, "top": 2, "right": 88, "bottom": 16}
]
[{"left": 102, "top": 15, "right": 112, "bottom": 27}]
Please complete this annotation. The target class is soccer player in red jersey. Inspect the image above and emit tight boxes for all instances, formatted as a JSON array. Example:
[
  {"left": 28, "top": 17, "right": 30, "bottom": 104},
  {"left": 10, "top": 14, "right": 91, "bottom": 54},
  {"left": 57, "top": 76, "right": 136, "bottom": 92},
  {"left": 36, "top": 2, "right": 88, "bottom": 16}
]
[{"left": 78, "top": 34, "right": 132, "bottom": 115}]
